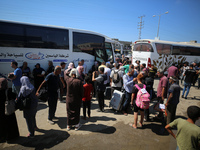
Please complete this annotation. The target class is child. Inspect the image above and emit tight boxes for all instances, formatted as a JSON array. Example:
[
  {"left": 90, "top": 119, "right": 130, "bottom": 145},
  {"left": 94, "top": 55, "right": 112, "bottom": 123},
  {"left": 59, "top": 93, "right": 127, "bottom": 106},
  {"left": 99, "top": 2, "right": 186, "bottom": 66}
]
[
  {"left": 165, "top": 106, "right": 200, "bottom": 150},
  {"left": 82, "top": 76, "right": 93, "bottom": 119}
]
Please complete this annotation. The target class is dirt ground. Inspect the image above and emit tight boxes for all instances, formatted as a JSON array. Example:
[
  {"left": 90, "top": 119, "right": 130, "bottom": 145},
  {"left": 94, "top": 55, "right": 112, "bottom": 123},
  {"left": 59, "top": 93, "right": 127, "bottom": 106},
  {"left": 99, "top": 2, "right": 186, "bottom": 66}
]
[{"left": 1, "top": 80, "right": 200, "bottom": 150}]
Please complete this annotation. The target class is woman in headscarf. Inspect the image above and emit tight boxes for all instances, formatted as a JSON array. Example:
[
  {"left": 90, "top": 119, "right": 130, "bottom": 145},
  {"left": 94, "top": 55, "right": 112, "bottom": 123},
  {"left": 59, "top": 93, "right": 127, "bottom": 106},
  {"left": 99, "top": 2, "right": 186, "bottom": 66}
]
[
  {"left": 78, "top": 66, "right": 85, "bottom": 83},
  {"left": 65, "top": 68, "right": 83, "bottom": 131},
  {"left": 64, "top": 62, "right": 74, "bottom": 79},
  {"left": 32, "top": 63, "right": 45, "bottom": 91},
  {"left": 0, "top": 78, "right": 19, "bottom": 142},
  {"left": 17, "top": 76, "right": 38, "bottom": 138}
]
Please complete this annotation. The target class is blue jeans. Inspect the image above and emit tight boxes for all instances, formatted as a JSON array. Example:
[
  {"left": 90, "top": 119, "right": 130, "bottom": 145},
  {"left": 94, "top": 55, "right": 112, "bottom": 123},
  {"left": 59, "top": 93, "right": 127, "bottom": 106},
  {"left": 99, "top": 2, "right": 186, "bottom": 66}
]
[
  {"left": 176, "top": 145, "right": 179, "bottom": 150},
  {"left": 198, "top": 78, "right": 200, "bottom": 89},
  {"left": 122, "top": 91, "right": 132, "bottom": 113},
  {"left": 182, "top": 82, "right": 191, "bottom": 98}
]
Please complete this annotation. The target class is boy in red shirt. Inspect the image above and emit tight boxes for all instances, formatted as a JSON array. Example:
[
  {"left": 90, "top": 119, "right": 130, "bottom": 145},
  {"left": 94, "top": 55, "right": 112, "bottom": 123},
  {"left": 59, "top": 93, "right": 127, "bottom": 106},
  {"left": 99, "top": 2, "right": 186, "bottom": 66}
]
[{"left": 82, "top": 76, "right": 93, "bottom": 120}]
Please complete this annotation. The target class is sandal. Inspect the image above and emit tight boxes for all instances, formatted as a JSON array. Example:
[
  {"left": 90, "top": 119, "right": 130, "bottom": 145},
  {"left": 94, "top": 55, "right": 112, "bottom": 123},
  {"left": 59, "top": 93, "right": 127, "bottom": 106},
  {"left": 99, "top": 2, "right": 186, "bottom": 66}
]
[{"left": 129, "top": 123, "right": 137, "bottom": 129}]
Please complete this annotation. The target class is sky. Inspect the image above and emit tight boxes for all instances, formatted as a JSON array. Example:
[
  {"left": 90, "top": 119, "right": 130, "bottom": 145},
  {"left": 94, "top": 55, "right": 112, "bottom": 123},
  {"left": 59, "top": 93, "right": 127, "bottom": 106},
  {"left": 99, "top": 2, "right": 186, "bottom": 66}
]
[{"left": 0, "top": 0, "right": 200, "bottom": 43}]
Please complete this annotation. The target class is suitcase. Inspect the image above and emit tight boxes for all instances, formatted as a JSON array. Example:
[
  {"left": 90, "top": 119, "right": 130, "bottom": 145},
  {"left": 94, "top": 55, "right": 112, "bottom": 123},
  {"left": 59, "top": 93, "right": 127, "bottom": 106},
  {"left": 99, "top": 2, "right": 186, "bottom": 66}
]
[
  {"left": 109, "top": 90, "right": 125, "bottom": 111},
  {"left": 104, "top": 86, "right": 111, "bottom": 99}
]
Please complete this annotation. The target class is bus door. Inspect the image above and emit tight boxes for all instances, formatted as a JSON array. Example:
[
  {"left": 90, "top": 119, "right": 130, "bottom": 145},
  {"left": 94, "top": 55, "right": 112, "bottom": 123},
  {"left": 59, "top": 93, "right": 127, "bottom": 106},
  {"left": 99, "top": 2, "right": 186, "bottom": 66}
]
[{"left": 94, "top": 48, "right": 106, "bottom": 63}]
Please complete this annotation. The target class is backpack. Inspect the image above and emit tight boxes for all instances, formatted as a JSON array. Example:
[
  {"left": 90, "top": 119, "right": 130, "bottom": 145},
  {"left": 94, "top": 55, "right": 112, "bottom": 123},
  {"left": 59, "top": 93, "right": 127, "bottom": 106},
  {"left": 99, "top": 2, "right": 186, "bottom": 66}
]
[
  {"left": 135, "top": 84, "right": 150, "bottom": 109},
  {"left": 113, "top": 70, "right": 120, "bottom": 83},
  {"left": 97, "top": 74, "right": 107, "bottom": 91}
]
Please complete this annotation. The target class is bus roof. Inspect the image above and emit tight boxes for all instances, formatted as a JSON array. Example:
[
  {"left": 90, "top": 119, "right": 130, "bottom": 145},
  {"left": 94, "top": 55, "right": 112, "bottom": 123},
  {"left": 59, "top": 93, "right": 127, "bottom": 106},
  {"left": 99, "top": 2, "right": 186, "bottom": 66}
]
[
  {"left": 0, "top": 19, "right": 117, "bottom": 43},
  {"left": 135, "top": 39, "right": 200, "bottom": 47}
]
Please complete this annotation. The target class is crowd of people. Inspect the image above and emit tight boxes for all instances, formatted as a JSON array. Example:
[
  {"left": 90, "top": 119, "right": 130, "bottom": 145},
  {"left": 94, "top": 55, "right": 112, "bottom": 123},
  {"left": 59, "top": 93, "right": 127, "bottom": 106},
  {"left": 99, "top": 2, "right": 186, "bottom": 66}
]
[{"left": 0, "top": 56, "right": 200, "bottom": 149}]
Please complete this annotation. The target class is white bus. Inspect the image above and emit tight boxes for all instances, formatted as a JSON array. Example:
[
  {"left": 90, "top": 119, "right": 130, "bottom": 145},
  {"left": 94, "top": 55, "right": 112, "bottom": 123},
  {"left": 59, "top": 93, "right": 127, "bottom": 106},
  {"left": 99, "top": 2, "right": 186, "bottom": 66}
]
[
  {"left": 132, "top": 39, "right": 200, "bottom": 70},
  {"left": 0, "top": 20, "right": 119, "bottom": 79}
]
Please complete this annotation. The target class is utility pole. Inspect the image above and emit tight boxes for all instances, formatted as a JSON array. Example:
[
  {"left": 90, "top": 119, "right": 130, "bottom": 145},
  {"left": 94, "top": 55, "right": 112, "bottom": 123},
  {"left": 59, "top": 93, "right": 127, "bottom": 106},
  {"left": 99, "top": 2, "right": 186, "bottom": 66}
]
[
  {"left": 137, "top": 15, "right": 145, "bottom": 40},
  {"left": 153, "top": 11, "right": 168, "bottom": 39}
]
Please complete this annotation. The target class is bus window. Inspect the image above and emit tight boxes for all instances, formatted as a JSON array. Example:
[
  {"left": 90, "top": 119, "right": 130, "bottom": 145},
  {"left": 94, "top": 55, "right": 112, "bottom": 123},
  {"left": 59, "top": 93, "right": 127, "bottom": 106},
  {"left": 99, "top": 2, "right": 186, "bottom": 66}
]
[
  {"left": 105, "top": 42, "right": 113, "bottom": 61},
  {"left": 73, "top": 32, "right": 104, "bottom": 55},
  {"left": 134, "top": 44, "right": 142, "bottom": 51},
  {"left": 156, "top": 43, "right": 171, "bottom": 54},
  {"left": 172, "top": 46, "right": 191, "bottom": 55},
  {"left": 26, "top": 26, "right": 69, "bottom": 49},
  {"left": 0, "top": 22, "right": 25, "bottom": 47},
  {"left": 187, "top": 47, "right": 200, "bottom": 56},
  {"left": 134, "top": 43, "right": 153, "bottom": 52},
  {"left": 172, "top": 46, "right": 180, "bottom": 55}
]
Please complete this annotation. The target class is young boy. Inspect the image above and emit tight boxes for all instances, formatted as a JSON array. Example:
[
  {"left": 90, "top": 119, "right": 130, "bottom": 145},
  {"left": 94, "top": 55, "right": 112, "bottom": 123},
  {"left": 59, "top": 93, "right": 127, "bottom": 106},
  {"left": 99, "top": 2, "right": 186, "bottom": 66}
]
[
  {"left": 165, "top": 106, "right": 200, "bottom": 150},
  {"left": 82, "top": 76, "right": 93, "bottom": 119}
]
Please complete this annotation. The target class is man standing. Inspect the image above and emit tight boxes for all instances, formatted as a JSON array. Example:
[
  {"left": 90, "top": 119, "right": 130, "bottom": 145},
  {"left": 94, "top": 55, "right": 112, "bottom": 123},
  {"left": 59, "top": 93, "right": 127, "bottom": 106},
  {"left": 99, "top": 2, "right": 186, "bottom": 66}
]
[
  {"left": 104, "top": 63, "right": 111, "bottom": 86},
  {"left": 144, "top": 72, "right": 154, "bottom": 121},
  {"left": 9, "top": 61, "right": 22, "bottom": 95},
  {"left": 46, "top": 61, "right": 54, "bottom": 75},
  {"left": 165, "top": 106, "right": 200, "bottom": 150},
  {"left": 20, "top": 61, "right": 31, "bottom": 78},
  {"left": 32, "top": 63, "right": 45, "bottom": 91},
  {"left": 180, "top": 62, "right": 189, "bottom": 84},
  {"left": 81, "top": 59, "right": 87, "bottom": 75},
  {"left": 36, "top": 66, "right": 62, "bottom": 125},
  {"left": 156, "top": 69, "right": 168, "bottom": 119},
  {"left": 92, "top": 67, "right": 107, "bottom": 112},
  {"left": 192, "top": 62, "right": 199, "bottom": 86},
  {"left": 110, "top": 63, "right": 123, "bottom": 96},
  {"left": 141, "top": 63, "right": 149, "bottom": 74},
  {"left": 60, "top": 62, "right": 66, "bottom": 102},
  {"left": 197, "top": 65, "right": 200, "bottom": 89},
  {"left": 149, "top": 64, "right": 157, "bottom": 79},
  {"left": 123, "top": 60, "right": 131, "bottom": 74},
  {"left": 167, "top": 63, "right": 178, "bottom": 79},
  {"left": 135, "top": 60, "right": 140, "bottom": 72},
  {"left": 91, "top": 61, "right": 99, "bottom": 97},
  {"left": 98, "top": 61, "right": 106, "bottom": 70},
  {"left": 121, "top": 54, "right": 125, "bottom": 64},
  {"left": 76, "top": 61, "right": 82, "bottom": 72},
  {"left": 182, "top": 64, "right": 196, "bottom": 99},
  {"left": 165, "top": 76, "right": 180, "bottom": 124},
  {"left": 122, "top": 68, "right": 137, "bottom": 116}
]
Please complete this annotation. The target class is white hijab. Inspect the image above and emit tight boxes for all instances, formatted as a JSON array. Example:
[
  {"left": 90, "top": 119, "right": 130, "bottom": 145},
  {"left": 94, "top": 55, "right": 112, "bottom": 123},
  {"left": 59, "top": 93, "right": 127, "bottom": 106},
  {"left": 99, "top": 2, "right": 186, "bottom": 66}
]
[
  {"left": 19, "top": 76, "right": 34, "bottom": 97},
  {"left": 69, "top": 68, "right": 80, "bottom": 78}
]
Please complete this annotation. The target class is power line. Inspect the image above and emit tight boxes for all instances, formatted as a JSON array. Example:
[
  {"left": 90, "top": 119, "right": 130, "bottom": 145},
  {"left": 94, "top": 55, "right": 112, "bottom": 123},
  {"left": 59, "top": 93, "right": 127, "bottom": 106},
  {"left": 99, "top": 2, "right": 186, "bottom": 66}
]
[{"left": 137, "top": 15, "right": 145, "bottom": 40}]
